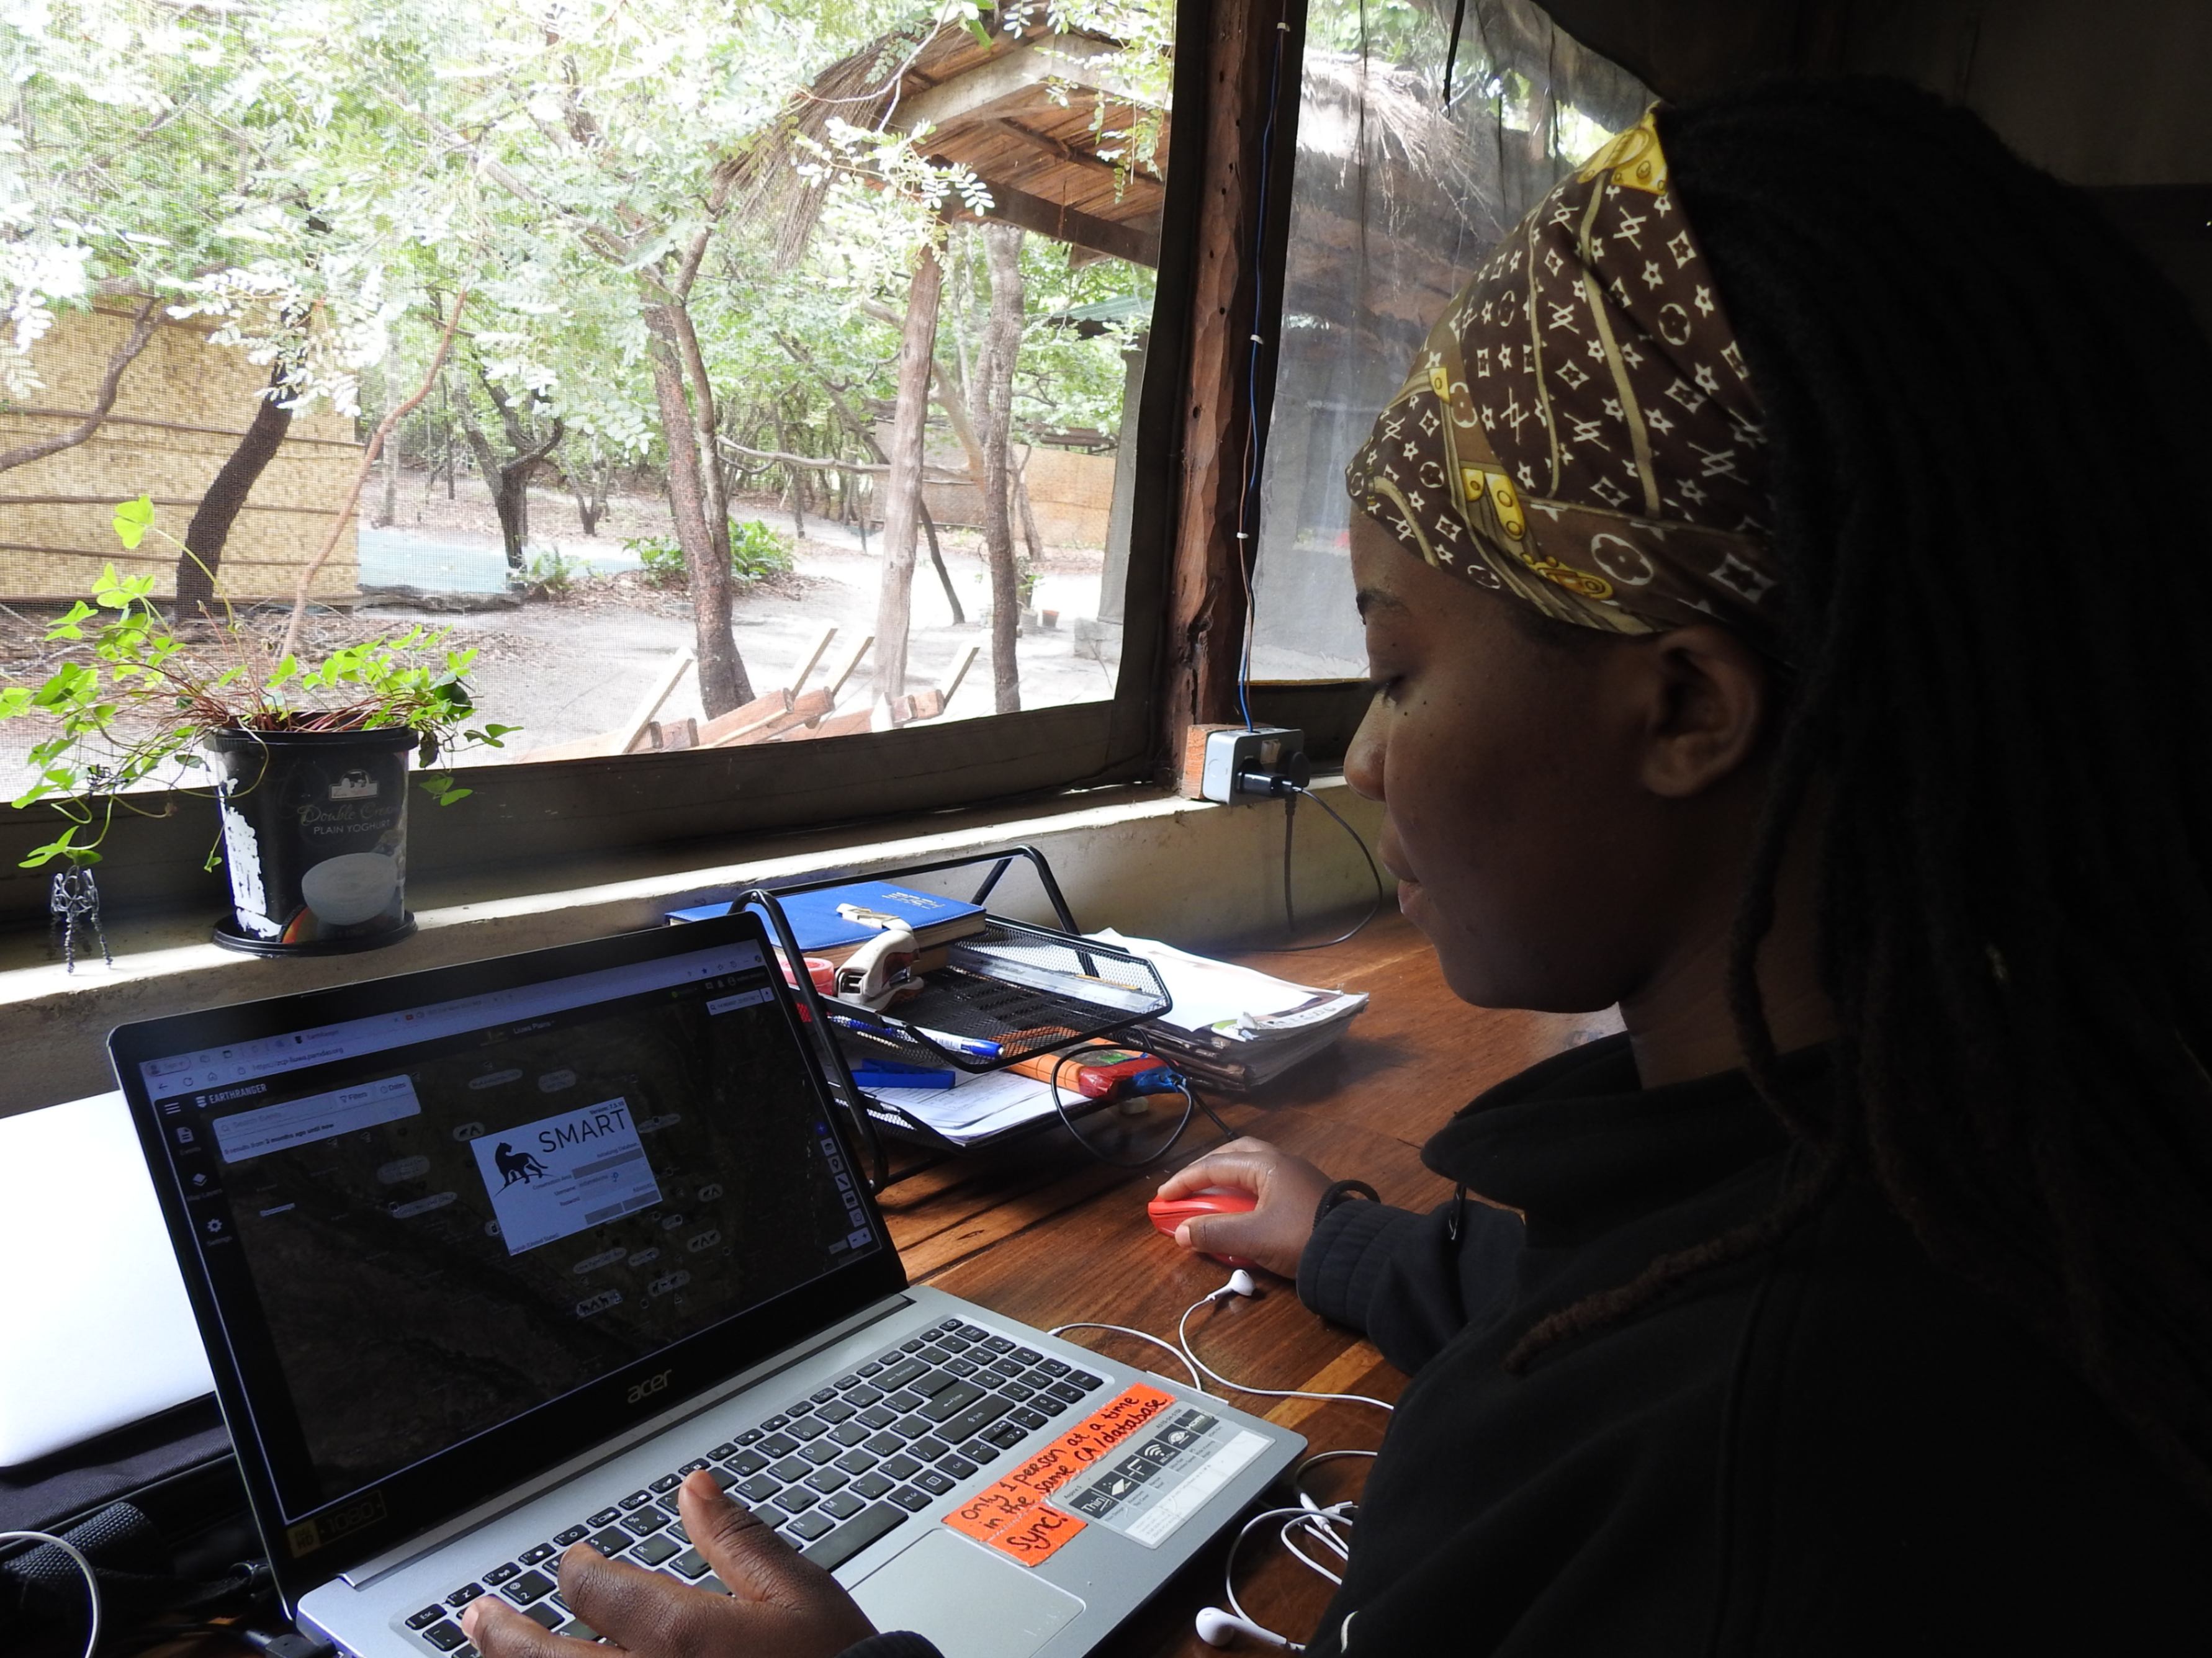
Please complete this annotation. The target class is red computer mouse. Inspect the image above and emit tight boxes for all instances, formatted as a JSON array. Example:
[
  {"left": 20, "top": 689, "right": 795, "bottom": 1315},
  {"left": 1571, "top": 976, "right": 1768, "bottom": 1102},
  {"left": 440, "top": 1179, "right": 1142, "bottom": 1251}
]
[{"left": 1147, "top": 1188, "right": 1257, "bottom": 1269}]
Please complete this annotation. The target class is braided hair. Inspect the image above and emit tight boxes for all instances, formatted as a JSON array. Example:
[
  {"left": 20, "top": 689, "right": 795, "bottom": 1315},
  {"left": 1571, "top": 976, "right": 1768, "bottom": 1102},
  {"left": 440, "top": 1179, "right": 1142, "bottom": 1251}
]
[{"left": 1501, "top": 79, "right": 2212, "bottom": 1510}]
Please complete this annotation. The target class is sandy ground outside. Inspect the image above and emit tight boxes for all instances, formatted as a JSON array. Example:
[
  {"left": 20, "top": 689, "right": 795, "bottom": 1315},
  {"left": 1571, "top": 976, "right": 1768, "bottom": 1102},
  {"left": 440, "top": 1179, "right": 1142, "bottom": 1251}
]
[
  {"left": 368, "top": 471, "right": 1120, "bottom": 758},
  {"left": 0, "top": 470, "right": 1122, "bottom": 801},
  {"left": 416, "top": 536, "right": 1120, "bottom": 763}
]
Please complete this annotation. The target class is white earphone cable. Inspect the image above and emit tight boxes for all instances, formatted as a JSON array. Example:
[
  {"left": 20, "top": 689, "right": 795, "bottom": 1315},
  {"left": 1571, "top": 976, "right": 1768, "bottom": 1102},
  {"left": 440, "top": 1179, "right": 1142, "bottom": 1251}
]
[
  {"left": 1290, "top": 1505, "right": 1353, "bottom": 1561},
  {"left": 1277, "top": 1516, "right": 1346, "bottom": 1585},
  {"left": 1293, "top": 1446, "right": 1378, "bottom": 1489},
  {"left": 1176, "top": 1296, "right": 1395, "bottom": 1413},
  {"left": 1225, "top": 1505, "right": 1318, "bottom": 1631},
  {"left": 0, "top": 1530, "right": 102, "bottom": 1658},
  {"left": 1046, "top": 1321, "right": 1207, "bottom": 1393},
  {"left": 1056, "top": 1278, "right": 1387, "bottom": 1650}
]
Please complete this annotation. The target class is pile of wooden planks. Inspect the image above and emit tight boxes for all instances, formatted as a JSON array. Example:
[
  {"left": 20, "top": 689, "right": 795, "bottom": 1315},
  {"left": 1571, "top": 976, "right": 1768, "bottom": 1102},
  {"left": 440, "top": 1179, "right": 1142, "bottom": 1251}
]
[{"left": 517, "top": 629, "right": 979, "bottom": 763}]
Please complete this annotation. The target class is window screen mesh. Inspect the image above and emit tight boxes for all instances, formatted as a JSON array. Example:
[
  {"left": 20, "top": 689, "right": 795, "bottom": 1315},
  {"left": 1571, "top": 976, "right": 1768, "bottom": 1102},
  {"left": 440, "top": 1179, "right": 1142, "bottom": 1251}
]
[{"left": 1249, "top": 0, "right": 1651, "bottom": 680}]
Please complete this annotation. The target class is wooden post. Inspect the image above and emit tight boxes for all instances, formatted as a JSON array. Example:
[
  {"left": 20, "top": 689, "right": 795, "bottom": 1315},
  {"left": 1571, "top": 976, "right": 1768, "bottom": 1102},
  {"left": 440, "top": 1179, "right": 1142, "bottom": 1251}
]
[
  {"left": 614, "top": 648, "right": 698, "bottom": 755},
  {"left": 717, "top": 685, "right": 834, "bottom": 746},
  {"left": 874, "top": 243, "right": 945, "bottom": 699},
  {"left": 941, "top": 644, "right": 980, "bottom": 707},
  {"left": 827, "top": 634, "right": 874, "bottom": 701},
  {"left": 789, "top": 624, "right": 838, "bottom": 692},
  {"left": 695, "top": 687, "right": 794, "bottom": 747},
  {"left": 1161, "top": 0, "right": 1300, "bottom": 764}
]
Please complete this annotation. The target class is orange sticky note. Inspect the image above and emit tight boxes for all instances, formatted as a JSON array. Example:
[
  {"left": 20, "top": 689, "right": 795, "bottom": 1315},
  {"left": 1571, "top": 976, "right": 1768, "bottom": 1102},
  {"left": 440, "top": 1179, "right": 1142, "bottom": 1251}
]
[
  {"left": 943, "top": 1471, "right": 1087, "bottom": 1564},
  {"left": 985, "top": 1500, "right": 1086, "bottom": 1565},
  {"left": 941, "top": 1382, "right": 1178, "bottom": 1567}
]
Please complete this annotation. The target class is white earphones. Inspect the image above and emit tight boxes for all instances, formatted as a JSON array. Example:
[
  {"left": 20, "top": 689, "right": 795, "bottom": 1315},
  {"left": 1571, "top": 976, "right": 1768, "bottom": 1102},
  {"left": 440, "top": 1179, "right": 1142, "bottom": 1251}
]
[
  {"left": 1192, "top": 1494, "right": 1362, "bottom": 1650},
  {"left": 1179, "top": 1276, "right": 1395, "bottom": 1414},
  {"left": 1196, "top": 1605, "right": 1293, "bottom": 1649},
  {"left": 1053, "top": 1272, "right": 1382, "bottom": 1653}
]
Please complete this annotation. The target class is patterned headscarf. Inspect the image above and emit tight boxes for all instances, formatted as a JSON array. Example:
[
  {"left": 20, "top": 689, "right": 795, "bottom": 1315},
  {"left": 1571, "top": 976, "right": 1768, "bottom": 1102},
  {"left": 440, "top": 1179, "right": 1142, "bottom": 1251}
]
[{"left": 1344, "top": 109, "right": 1786, "bottom": 659}]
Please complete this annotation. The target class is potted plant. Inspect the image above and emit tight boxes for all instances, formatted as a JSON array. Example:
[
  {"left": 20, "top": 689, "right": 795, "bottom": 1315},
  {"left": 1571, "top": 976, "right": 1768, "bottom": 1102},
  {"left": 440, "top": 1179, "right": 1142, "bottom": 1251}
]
[{"left": 2, "top": 500, "right": 516, "bottom": 957}]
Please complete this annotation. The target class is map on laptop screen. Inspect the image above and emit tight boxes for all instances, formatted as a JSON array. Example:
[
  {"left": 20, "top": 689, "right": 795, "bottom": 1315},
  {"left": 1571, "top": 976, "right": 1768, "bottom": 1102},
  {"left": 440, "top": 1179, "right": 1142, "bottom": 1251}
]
[{"left": 136, "top": 941, "right": 881, "bottom": 1517}]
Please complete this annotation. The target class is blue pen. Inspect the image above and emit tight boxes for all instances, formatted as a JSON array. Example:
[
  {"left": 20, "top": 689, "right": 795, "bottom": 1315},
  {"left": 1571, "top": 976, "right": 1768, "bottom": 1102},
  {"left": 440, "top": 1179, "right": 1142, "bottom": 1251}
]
[
  {"left": 826, "top": 1011, "right": 897, "bottom": 1040},
  {"left": 825, "top": 1011, "right": 1002, "bottom": 1060},
  {"left": 914, "top": 1026, "right": 1002, "bottom": 1060}
]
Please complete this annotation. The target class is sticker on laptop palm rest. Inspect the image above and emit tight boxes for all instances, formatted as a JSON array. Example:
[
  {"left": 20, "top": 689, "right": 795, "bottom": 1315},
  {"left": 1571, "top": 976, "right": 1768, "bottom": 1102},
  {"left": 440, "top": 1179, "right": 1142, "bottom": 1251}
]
[
  {"left": 943, "top": 1382, "right": 1271, "bottom": 1563},
  {"left": 943, "top": 1383, "right": 1174, "bottom": 1564}
]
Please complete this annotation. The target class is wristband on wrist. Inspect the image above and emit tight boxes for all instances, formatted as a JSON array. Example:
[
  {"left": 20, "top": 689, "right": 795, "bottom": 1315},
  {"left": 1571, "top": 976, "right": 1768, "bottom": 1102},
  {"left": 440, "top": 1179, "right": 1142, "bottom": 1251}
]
[{"left": 1313, "top": 1178, "right": 1380, "bottom": 1230}]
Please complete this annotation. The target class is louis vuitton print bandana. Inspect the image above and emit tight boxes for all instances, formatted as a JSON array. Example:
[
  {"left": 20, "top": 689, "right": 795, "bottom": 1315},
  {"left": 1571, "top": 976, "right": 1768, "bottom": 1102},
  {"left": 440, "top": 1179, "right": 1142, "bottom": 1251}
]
[{"left": 1344, "top": 108, "right": 1785, "bottom": 659}]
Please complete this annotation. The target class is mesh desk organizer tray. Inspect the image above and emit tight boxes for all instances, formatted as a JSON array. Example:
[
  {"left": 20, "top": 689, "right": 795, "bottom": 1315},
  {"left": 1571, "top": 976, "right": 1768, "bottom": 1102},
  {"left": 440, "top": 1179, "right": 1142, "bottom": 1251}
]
[{"left": 736, "top": 846, "right": 1172, "bottom": 1190}]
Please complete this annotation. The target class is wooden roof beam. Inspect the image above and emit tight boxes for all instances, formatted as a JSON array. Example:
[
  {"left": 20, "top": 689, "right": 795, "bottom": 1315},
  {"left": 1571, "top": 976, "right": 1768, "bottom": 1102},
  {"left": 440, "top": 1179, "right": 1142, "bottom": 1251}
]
[
  {"left": 985, "top": 117, "right": 1166, "bottom": 196},
  {"left": 892, "top": 36, "right": 1151, "bottom": 133},
  {"left": 937, "top": 174, "right": 1160, "bottom": 267}
]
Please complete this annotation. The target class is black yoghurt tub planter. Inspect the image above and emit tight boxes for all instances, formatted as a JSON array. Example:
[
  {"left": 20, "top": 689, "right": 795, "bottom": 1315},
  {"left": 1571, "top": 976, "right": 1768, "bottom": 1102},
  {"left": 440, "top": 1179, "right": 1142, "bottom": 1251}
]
[{"left": 205, "top": 725, "right": 420, "bottom": 955}]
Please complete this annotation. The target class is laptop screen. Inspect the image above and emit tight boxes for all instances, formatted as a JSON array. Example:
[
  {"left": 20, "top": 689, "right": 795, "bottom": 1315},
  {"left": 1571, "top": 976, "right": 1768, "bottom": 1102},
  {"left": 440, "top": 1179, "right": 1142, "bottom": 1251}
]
[{"left": 132, "top": 930, "right": 883, "bottom": 1525}]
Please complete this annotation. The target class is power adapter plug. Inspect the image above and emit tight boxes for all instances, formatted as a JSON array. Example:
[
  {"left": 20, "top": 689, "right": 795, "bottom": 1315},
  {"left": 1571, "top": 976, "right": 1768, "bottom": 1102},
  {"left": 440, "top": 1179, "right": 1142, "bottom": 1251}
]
[{"left": 1199, "top": 726, "right": 1310, "bottom": 805}]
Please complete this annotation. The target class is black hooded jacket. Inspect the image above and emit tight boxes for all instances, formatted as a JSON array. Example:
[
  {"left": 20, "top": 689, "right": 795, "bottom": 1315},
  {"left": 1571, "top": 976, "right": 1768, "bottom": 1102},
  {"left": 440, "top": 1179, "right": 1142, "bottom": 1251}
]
[
  {"left": 1291, "top": 1034, "right": 2209, "bottom": 1654},
  {"left": 842, "top": 1034, "right": 2209, "bottom": 1658}
]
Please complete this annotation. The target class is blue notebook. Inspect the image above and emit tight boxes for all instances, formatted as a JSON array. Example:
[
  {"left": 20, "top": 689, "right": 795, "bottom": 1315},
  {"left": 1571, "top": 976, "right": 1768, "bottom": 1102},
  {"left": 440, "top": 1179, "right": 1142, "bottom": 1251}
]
[{"left": 669, "top": 879, "right": 988, "bottom": 956}]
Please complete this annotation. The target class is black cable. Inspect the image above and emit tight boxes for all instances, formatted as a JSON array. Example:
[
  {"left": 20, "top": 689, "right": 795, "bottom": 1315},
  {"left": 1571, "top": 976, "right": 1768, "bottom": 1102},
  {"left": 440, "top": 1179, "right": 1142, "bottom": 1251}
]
[
  {"left": 1254, "top": 783, "right": 1385, "bottom": 952},
  {"left": 240, "top": 1628, "right": 336, "bottom": 1658},
  {"left": 104, "top": 1621, "right": 321, "bottom": 1658},
  {"left": 112, "top": 1622, "right": 237, "bottom": 1656},
  {"left": 1043, "top": 1041, "right": 1230, "bottom": 1168},
  {"left": 1441, "top": 0, "right": 1469, "bottom": 108}
]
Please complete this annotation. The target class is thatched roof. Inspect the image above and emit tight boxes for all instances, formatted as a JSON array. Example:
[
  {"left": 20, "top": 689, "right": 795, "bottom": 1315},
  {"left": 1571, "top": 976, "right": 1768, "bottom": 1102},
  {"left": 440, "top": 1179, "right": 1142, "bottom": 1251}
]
[{"left": 801, "top": 11, "right": 1171, "bottom": 267}]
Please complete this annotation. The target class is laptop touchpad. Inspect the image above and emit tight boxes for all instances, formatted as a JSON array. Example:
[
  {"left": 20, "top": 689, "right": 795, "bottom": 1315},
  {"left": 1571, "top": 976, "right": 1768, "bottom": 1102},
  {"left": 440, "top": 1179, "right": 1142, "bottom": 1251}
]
[{"left": 850, "top": 1530, "right": 1084, "bottom": 1658}]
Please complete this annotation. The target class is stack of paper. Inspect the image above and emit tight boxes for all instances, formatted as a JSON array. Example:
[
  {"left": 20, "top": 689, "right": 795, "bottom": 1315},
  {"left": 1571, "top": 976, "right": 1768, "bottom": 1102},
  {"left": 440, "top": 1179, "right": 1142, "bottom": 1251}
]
[
  {"left": 866, "top": 1067, "right": 1063, "bottom": 1146},
  {"left": 864, "top": 933, "right": 1369, "bottom": 1144},
  {"left": 1092, "top": 931, "right": 1368, "bottom": 1093}
]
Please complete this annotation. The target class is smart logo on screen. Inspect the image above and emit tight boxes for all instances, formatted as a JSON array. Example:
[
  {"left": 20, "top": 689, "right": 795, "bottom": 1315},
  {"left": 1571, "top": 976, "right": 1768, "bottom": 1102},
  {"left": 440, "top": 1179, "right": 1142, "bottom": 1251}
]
[{"left": 470, "top": 1098, "right": 663, "bottom": 1255}]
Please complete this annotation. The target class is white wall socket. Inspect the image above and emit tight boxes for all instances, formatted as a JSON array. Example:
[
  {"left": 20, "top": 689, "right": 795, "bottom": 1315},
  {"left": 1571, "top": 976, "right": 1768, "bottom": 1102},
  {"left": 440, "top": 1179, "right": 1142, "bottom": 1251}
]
[{"left": 1200, "top": 725, "right": 1309, "bottom": 805}]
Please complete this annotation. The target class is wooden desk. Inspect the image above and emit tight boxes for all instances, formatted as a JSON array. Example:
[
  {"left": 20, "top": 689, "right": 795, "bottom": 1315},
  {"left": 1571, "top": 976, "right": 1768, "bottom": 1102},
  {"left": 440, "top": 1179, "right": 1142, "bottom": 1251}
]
[
  {"left": 886, "top": 914, "right": 1616, "bottom": 1654},
  {"left": 124, "top": 913, "right": 1617, "bottom": 1658}
]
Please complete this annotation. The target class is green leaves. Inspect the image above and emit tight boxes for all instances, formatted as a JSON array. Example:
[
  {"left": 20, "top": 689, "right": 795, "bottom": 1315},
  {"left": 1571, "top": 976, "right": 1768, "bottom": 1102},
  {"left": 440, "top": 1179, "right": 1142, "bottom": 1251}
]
[
  {"left": 19, "top": 824, "right": 91, "bottom": 870},
  {"left": 5, "top": 567, "right": 521, "bottom": 869},
  {"left": 728, "top": 517, "right": 794, "bottom": 583},
  {"left": 627, "top": 521, "right": 791, "bottom": 586},
  {"left": 111, "top": 496, "right": 156, "bottom": 549}
]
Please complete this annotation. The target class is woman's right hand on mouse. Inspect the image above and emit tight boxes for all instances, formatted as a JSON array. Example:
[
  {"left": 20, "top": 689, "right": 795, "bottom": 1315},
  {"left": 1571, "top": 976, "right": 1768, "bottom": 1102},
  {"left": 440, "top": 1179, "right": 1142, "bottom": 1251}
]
[{"left": 1155, "top": 1137, "right": 1336, "bottom": 1279}]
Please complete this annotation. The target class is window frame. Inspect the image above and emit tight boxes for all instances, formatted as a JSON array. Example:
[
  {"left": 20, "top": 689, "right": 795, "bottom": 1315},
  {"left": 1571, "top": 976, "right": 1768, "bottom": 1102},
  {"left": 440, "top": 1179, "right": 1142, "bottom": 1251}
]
[{"left": 0, "top": 0, "right": 1222, "bottom": 927}]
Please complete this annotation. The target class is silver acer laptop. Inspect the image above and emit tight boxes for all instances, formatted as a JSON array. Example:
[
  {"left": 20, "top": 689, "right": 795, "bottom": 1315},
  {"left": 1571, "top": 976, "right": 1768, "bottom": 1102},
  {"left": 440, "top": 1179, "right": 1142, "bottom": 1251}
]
[{"left": 112, "top": 913, "right": 1303, "bottom": 1658}]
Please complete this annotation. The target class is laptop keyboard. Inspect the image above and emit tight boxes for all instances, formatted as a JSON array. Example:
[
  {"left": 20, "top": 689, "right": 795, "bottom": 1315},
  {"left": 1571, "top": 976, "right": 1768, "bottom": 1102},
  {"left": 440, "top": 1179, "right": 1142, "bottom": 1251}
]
[{"left": 400, "top": 1317, "right": 1105, "bottom": 1652}]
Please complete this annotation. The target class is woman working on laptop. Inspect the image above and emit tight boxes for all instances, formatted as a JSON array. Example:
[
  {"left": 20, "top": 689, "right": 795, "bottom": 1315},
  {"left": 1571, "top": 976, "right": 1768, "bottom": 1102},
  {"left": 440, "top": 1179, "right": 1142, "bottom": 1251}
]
[{"left": 463, "top": 80, "right": 2212, "bottom": 1658}]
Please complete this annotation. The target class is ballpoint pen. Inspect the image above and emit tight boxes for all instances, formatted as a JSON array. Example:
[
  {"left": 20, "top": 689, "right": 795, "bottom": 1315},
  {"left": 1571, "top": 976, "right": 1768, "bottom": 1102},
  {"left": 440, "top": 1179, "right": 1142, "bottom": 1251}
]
[{"left": 825, "top": 1010, "right": 1002, "bottom": 1060}]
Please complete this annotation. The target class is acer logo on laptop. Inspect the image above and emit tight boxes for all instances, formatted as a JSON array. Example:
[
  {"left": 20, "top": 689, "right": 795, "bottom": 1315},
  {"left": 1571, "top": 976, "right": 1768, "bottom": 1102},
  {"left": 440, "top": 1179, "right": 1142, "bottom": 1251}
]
[{"left": 627, "top": 1369, "right": 673, "bottom": 1406}]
